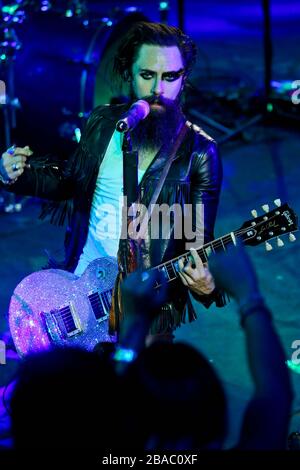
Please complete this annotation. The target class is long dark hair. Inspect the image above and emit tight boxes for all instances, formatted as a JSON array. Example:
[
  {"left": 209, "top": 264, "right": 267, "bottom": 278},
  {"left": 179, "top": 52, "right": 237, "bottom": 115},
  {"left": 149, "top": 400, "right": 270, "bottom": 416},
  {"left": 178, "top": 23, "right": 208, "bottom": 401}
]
[{"left": 114, "top": 21, "right": 197, "bottom": 82}]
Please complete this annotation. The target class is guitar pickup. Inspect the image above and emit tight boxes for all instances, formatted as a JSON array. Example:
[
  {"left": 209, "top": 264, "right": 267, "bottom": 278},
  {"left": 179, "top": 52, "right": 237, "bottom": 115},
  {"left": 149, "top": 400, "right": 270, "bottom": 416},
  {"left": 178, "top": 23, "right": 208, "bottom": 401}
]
[
  {"left": 41, "top": 302, "right": 82, "bottom": 340},
  {"left": 88, "top": 289, "right": 111, "bottom": 323}
]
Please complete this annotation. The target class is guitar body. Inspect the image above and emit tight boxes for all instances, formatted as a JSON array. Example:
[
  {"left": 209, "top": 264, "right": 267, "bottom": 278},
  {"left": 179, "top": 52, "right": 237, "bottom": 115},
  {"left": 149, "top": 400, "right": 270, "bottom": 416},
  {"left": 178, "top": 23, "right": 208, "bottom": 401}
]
[{"left": 9, "top": 258, "right": 118, "bottom": 357}]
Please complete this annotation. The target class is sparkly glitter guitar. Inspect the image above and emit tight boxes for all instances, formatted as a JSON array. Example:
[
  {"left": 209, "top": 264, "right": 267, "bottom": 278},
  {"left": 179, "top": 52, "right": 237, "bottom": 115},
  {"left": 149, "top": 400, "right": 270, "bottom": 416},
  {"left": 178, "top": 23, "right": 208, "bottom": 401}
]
[{"left": 9, "top": 201, "right": 297, "bottom": 357}]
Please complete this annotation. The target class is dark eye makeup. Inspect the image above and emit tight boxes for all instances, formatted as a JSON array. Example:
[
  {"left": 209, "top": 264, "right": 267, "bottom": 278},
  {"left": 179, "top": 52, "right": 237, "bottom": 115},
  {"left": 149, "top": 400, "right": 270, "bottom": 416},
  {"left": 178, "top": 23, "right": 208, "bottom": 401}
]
[{"left": 139, "top": 69, "right": 184, "bottom": 82}]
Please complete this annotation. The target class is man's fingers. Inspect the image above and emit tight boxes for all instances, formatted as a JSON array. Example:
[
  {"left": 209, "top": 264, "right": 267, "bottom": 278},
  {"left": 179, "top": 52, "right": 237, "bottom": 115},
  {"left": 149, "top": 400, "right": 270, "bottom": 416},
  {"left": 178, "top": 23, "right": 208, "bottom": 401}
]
[
  {"left": 190, "top": 248, "right": 205, "bottom": 275},
  {"left": 3, "top": 157, "right": 27, "bottom": 178},
  {"left": 0, "top": 145, "right": 31, "bottom": 182},
  {"left": 6, "top": 160, "right": 26, "bottom": 176},
  {"left": 6, "top": 167, "right": 24, "bottom": 180},
  {"left": 178, "top": 256, "right": 192, "bottom": 272},
  {"left": 13, "top": 167, "right": 25, "bottom": 177},
  {"left": 178, "top": 257, "right": 184, "bottom": 269},
  {"left": 178, "top": 271, "right": 189, "bottom": 286},
  {"left": 11, "top": 156, "right": 27, "bottom": 166},
  {"left": 179, "top": 270, "right": 196, "bottom": 287},
  {"left": 178, "top": 256, "right": 198, "bottom": 281},
  {"left": 10, "top": 147, "right": 33, "bottom": 157},
  {"left": 3, "top": 147, "right": 32, "bottom": 160}
]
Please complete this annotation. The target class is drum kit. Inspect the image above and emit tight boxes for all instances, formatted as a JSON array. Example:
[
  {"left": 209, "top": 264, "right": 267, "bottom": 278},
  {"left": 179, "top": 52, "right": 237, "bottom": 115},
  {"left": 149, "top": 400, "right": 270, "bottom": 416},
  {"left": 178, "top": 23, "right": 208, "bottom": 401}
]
[
  {"left": 0, "top": 1, "right": 150, "bottom": 152},
  {"left": 0, "top": 1, "right": 149, "bottom": 211}
]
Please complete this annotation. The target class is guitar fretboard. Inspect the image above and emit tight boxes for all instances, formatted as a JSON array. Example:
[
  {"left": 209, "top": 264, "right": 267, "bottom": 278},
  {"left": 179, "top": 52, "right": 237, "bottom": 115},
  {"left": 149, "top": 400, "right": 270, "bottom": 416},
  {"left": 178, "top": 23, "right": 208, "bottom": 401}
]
[{"left": 152, "top": 231, "right": 238, "bottom": 287}]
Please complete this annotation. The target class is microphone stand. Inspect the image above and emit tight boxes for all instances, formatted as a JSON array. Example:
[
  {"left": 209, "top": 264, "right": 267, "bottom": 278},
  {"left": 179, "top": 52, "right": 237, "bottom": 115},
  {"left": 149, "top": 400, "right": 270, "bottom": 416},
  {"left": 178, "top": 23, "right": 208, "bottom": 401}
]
[
  {"left": 119, "top": 130, "right": 138, "bottom": 277},
  {"left": 188, "top": 0, "right": 275, "bottom": 145}
]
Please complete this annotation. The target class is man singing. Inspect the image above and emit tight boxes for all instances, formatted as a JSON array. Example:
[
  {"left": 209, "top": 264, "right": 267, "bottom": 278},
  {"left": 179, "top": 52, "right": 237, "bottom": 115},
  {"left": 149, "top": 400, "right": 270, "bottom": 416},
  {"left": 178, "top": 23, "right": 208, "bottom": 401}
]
[{"left": 0, "top": 22, "right": 225, "bottom": 342}]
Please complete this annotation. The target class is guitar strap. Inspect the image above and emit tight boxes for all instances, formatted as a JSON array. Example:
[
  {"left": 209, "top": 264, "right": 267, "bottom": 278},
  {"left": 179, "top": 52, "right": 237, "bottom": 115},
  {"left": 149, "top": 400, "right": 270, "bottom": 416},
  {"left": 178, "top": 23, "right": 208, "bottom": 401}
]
[
  {"left": 137, "top": 121, "right": 189, "bottom": 241},
  {"left": 109, "top": 121, "right": 189, "bottom": 335}
]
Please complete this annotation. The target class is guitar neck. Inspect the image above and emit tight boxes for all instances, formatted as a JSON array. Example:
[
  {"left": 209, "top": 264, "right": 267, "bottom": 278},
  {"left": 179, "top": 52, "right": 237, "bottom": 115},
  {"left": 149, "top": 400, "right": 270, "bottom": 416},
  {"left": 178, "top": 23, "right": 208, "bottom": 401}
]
[
  {"left": 146, "top": 201, "right": 298, "bottom": 287},
  {"left": 152, "top": 231, "right": 238, "bottom": 286}
]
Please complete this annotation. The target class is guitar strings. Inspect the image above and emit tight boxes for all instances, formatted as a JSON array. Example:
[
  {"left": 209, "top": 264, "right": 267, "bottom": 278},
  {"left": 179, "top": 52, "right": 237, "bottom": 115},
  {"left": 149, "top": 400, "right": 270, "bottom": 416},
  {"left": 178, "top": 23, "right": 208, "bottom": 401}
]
[{"left": 151, "top": 211, "right": 290, "bottom": 283}]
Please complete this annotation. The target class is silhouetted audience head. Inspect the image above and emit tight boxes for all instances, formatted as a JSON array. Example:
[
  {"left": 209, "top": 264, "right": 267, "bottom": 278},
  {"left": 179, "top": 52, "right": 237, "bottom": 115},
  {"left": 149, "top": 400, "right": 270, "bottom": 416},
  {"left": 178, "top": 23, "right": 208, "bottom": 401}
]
[
  {"left": 9, "top": 342, "right": 227, "bottom": 451},
  {"left": 288, "top": 431, "right": 300, "bottom": 450},
  {"left": 10, "top": 347, "right": 119, "bottom": 450},
  {"left": 121, "top": 342, "right": 227, "bottom": 450}
]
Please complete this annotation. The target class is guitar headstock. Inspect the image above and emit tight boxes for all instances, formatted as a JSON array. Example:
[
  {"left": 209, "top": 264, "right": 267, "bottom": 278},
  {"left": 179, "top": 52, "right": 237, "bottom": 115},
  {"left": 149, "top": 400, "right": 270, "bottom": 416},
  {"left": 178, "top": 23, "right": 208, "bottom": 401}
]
[{"left": 236, "top": 200, "right": 298, "bottom": 250}]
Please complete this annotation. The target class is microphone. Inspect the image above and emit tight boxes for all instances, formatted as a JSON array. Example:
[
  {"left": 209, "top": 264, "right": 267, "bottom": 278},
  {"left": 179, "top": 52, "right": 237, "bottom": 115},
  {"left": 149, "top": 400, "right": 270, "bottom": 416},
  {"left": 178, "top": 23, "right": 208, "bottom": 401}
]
[{"left": 116, "top": 100, "right": 150, "bottom": 133}]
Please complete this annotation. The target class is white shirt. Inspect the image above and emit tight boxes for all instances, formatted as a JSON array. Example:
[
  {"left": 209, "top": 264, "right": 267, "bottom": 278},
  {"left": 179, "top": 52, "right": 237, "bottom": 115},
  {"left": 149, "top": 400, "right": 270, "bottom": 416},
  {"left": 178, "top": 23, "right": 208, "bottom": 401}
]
[{"left": 75, "top": 130, "right": 145, "bottom": 276}]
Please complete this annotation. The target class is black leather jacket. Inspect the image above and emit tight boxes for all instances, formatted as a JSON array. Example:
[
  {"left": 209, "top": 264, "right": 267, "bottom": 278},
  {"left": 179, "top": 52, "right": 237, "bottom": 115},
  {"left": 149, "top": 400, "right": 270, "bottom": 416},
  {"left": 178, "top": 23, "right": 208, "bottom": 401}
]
[{"left": 3, "top": 104, "right": 226, "bottom": 333}]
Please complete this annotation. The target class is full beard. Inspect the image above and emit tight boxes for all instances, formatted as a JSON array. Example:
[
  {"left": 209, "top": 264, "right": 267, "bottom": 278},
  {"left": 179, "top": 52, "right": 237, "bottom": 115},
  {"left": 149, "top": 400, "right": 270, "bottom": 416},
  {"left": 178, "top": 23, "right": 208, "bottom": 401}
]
[{"left": 130, "top": 95, "right": 185, "bottom": 154}]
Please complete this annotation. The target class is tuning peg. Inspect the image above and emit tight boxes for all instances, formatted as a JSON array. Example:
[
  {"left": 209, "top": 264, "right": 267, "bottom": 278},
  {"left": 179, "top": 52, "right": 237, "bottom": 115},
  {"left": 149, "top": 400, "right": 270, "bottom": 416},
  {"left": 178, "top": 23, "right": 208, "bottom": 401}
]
[
  {"left": 265, "top": 241, "right": 273, "bottom": 251},
  {"left": 289, "top": 233, "right": 296, "bottom": 242},
  {"left": 262, "top": 204, "right": 269, "bottom": 213},
  {"left": 251, "top": 209, "right": 258, "bottom": 218},
  {"left": 277, "top": 237, "right": 284, "bottom": 247},
  {"left": 274, "top": 198, "right": 281, "bottom": 207}
]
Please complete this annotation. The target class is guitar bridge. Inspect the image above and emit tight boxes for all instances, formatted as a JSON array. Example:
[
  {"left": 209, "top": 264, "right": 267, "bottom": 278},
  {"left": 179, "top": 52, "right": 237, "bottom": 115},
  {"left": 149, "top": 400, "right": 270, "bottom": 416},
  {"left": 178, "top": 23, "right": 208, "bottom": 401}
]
[{"left": 41, "top": 302, "right": 82, "bottom": 341}]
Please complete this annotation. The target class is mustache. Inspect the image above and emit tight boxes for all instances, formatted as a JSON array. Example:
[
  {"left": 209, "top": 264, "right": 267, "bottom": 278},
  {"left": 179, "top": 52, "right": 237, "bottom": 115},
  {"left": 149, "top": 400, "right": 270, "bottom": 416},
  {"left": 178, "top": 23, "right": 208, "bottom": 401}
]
[{"left": 141, "top": 95, "right": 177, "bottom": 107}]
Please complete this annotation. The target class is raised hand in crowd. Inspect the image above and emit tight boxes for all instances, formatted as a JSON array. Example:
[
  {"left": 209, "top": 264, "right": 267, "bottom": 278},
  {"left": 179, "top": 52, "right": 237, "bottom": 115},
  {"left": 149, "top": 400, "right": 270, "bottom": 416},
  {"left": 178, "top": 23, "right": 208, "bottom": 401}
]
[{"left": 209, "top": 243, "right": 293, "bottom": 450}]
